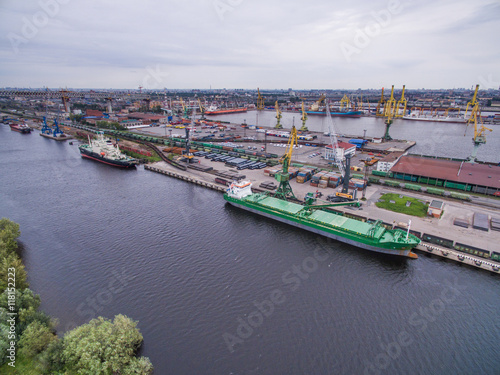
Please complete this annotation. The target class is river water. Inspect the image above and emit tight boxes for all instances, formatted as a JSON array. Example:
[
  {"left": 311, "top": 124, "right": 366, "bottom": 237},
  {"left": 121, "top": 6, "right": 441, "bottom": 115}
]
[
  {"left": 208, "top": 110, "right": 500, "bottom": 163},
  {"left": 0, "top": 125, "right": 499, "bottom": 374}
]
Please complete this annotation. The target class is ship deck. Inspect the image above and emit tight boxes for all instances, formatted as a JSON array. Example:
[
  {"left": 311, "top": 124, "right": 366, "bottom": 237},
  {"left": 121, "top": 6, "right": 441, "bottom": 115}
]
[{"left": 246, "top": 195, "right": 387, "bottom": 239}]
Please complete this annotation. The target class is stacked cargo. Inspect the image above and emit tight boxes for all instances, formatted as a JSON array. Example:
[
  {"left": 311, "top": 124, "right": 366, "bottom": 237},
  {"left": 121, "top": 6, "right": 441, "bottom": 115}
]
[
  {"left": 349, "top": 178, "right": 366, "bottom": 190},
  {"left": 327, "top": 172, "right": 342, "bottom": 188},
  {"left": 120, "top": 145, "right": 152, "bottom": 157},
  {"left": 472, "top": 213, "right": 489, "bottom": 232},
  {"left": 296, "top": 168, "right": 314, "bottom": 184},
  {"left": 259, "top": 182, "right": 277, "bottom": 190},
  {"left": 264, "top": 167, "right": 281, "bottom": 177},
  {"left": 310, "top": 171, "right": 325, "bottom": 187},
  {"left": 318, "top": 178, "right": 328, "bottom": 188},
  {"left": 288, "top": 167, "right": 299, "bottom": 180}
]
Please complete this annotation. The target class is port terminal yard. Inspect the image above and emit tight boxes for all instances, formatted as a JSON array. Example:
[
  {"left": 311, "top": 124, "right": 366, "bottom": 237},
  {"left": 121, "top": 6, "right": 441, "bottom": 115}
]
[
  {"left": 17, "top": 118, "right": 500, "bottom": 274},
  {"left": 146, "top": 157, "right": 500, "bottom": 274}
]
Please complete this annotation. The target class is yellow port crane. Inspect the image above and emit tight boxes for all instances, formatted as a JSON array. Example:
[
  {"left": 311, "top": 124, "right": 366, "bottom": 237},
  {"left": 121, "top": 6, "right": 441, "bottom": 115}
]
[
  {"left": 382, "top": 85, "right": 396, "bottom": 141},
  {"left": 60, "top": 88, "right": 71, "bottom": 113},
  {"left": 274, "top": 125, "right": 298, "bottom": 200},
  {"left": 376, "top": 88, "right": 385, "bottom": 116},
  {"left": 300, "top": 101, "right": 308, "bottom": 131},
  {"left": 464, "top": 84, "right": 493, "bottom": 162},
  {"left": 257, "top": 88, "right": 264, "bottom": 110},
  {"left": 310, "top": 94, "right": 326, "bottom": 111},
  {"left": 197, "top": 98, "right": 206, "bottom": 120},
  {"left": 384, "top": 85, "right": 396, "bottom": 118},
  {"left": 180, "top": 98, "right": 189, "bottom": 119},
  {"left": 394, "top": 85, "right": 407, "bottom": 118},
  {"left": 339, "top": 94, "right": 351, "bottom": 111},
  {"left": 275, "top": 100, "right": 283, "bottom": 129}
]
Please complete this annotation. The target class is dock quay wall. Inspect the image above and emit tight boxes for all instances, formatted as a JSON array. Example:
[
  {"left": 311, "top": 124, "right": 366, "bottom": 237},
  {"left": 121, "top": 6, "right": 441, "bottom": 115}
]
[{"left": 144, "top": 164, "right": 499, "bottom": 274}]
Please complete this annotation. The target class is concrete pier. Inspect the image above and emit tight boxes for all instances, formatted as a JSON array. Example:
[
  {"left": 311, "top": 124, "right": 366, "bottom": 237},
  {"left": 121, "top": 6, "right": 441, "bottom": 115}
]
[
  {"left": 415, "top": 243, "right": 500, "bottom": 274},
  {"left": 145, "top": 161, "right": 500, "bottom": 274}
]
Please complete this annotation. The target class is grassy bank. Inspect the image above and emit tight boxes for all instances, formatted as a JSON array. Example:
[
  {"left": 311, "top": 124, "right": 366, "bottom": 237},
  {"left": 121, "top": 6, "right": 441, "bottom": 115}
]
[{"left": 375, "top": 193, "right": 428, "bottom": 217}]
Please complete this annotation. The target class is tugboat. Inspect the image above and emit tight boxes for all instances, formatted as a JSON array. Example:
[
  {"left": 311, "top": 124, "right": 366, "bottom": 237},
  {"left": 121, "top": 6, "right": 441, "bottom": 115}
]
[
  {"left": 79, "top": 131, "right": 138, "bottom": 168},
  {"left": 9, "top": 122, "right": 32, "bottom": 133}
]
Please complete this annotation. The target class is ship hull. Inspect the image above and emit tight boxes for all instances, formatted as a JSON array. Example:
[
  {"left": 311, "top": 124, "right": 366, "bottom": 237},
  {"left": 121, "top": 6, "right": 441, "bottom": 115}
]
[
  {"left": 225, "top": 195, "right": 416, "bottom": 257},
  {"left": 9, "top": 124, "right": 31, "bottom": 133},
  {"left": 402, "top": 116, "right": 466, "bottom": 124},
  {"left": 79, "top": 147, "right": 137, "bottom": 168},
  {"left": 306, "top": 110, "right": 362, "bottom": 118},
  {"left": 206, "top": 108, "right": 248, "bottom": 115}
]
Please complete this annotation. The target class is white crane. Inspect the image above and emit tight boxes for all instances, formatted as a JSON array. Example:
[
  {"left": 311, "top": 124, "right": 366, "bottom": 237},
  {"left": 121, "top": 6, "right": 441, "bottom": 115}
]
[{"left": 326, "top": 100, "right": 345, "bottom": 177}]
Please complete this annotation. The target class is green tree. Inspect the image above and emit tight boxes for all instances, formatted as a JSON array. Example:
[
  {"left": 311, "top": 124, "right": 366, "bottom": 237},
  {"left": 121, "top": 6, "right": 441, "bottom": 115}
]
[
  {"left": 0, "top": 253, "right": 29, "bottom": 293},
  {"left": 62, "top": 314, "right": 153, "bottom": 374},
  {"left": 19, "top": 320, "right": 56, "bottom": 358},
  {"left": 0, "top": 218, "right": 20, "bottom": 255},
  {"left": 35, "top": 338, "right": 66, "bottom": 374},
  {"left": 0, "top": 324, "right": 10, "bottom": 365}
]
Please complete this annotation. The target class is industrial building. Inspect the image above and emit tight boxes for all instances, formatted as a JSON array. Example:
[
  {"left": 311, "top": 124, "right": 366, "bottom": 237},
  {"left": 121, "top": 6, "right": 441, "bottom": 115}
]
[
  {"left": 389, "top": 155, "right": 500, "bottom": 195},
  {"left": 324, "top": 141, "right": 356, "bottom": 162},
  {"left": 376, "top": 152, "right": 404, "bottom": 172}
]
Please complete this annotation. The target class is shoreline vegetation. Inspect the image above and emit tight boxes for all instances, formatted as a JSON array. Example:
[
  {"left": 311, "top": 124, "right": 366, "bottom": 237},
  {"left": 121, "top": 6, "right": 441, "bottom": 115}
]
[{"left": 0, "top": 218, "right": 153, "bottom": 374}]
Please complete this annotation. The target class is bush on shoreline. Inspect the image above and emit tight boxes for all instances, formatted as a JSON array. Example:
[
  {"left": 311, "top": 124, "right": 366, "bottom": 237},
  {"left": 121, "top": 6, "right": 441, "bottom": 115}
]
[{"left": 0, "top": 218, "right": 153, "bottom": 374}]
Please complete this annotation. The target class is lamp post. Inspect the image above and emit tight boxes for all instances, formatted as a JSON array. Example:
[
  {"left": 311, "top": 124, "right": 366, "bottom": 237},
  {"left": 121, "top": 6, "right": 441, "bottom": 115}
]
[{"left": 362, "top": 157, "right": 371, "bottom": 200}]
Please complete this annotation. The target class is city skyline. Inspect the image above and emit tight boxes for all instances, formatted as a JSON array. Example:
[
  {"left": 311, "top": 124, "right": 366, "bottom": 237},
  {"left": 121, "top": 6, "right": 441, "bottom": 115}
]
[{"left": 1, "top": 0, "right": 499, "bottom": 90}]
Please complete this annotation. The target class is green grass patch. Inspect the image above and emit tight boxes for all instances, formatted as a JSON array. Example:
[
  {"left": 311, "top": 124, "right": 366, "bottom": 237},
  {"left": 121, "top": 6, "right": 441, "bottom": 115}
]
[{"left": 375, "top": 193, "right": 428, "bottom": 217}]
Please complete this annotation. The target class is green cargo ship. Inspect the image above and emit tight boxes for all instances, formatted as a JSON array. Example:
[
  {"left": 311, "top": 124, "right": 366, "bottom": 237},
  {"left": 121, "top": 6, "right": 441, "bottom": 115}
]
[{"left": 224, "top": 181, "right": 420, "bottom": 258}]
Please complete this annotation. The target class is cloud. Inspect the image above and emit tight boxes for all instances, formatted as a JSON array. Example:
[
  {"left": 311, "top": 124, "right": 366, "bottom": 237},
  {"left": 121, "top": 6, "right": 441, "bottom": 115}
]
[{"left": 0, "top": 0, "right": 498, "bottom": 89}]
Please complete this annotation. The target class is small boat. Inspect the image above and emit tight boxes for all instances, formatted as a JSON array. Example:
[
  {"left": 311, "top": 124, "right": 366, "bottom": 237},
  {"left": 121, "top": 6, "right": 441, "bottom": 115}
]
[{"left": 9, "top": 123, "right": 31, "bottom": 133}]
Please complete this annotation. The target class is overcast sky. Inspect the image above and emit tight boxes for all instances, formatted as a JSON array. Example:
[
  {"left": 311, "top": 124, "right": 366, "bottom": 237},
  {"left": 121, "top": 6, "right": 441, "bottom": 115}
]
[{"left": 0, "top": 0, "right": 499, "bottom": 90}]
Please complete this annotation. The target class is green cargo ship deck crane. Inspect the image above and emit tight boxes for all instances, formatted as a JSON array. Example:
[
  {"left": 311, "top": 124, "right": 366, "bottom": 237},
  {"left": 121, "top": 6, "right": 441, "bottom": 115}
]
[{"left": 274, "top": 125, "right": 298, "bottom": 200}]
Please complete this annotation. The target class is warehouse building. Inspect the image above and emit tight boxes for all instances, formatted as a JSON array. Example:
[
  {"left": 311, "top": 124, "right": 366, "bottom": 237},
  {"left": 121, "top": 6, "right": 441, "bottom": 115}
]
[{"left": 389, "top": 155, "right": 500, "bottom": 196}]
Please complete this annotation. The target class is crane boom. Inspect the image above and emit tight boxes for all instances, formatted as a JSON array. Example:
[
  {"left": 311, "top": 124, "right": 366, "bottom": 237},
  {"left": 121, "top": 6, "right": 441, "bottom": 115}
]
[
  {"left": 300, "top": 101, "right": 308, "bottom": 131},
  {"left": 326, "top": 101, "right": 345, "bottom": 178},
  {"left": 395, "top": 85, "right": 407, "bottom": 117},
  {"left": 376, "top": 87, "right": 385, "bottom": 116},
  {"left": 464, "top": 84, "right": 493, "bottom": 162},
  {"left": 275, "top": 100, "right": 283, "bottom": 129},
  {"left": 257, "top": 88, "right": 264, "bottom": 110},
  {"left": 274, "top": 125, "right": 298, "bottom": 200},
  {"left": 310, "top": 94, "right": 325, "bottom": 111}
]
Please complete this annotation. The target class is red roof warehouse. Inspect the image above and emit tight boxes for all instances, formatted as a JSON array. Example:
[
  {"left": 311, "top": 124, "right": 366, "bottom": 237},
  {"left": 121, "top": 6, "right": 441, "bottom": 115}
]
[{"left": 390, "top": 155, "right": 500, "bottom": 194}]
